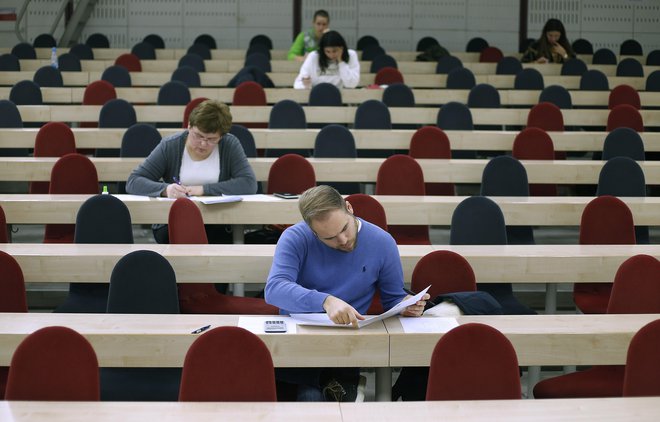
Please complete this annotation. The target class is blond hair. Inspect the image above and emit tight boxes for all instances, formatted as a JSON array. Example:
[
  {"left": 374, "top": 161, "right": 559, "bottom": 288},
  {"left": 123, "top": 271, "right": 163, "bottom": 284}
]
[
  {"left": 298, "top": 185, "right": 347, "bottom": 225},
  {"left": 188, "top": 100, "right": 232, "bottom": 135}
]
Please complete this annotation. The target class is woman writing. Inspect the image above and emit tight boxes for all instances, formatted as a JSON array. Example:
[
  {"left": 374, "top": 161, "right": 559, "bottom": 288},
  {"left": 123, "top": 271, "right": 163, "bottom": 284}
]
[
  {"left": 293, "top": 30, "right": 360, "bottom": 89},
  {"left": 522, "top": 18, "right": 576, "bottom": 63}
]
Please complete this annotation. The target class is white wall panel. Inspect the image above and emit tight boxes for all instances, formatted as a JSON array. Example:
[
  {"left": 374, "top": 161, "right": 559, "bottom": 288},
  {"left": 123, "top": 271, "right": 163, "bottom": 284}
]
[{"left": 413, "top": 0, "right": 466, "bottom": 30}]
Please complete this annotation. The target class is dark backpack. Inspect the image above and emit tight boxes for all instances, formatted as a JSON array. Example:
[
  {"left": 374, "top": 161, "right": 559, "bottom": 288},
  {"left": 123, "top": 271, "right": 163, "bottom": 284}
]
[{"left": 416, "top": 44, "right": 450, "bottom": 62}]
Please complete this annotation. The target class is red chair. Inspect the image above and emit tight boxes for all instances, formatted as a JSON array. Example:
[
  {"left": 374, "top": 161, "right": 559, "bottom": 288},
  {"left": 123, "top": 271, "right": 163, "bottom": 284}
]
[
  {"left": 179, "top": 326, "right": 276, "bottom": 401},
  {"left": 182, "top": 97, "right": 209, "bottom": 128},
  {"left": 527, "top": 102, "right": 564, "bottom": 132},
  {"left": 233, "top": 81, "right": 267, "bottom": 128},
  {"left": 267, "top": 154, "right": 316, "bottom": 194},
  {"left": 426, "top": 323, "right": 521, "bottom": 400},
  {"left": 29, "top": 122, "right": 77, "bottom": 194},
  {"left": 0, "top": 250, "right": 27, "bottom": 399},
  {"left": 5, "top": 326, "right": 99, "bottom": 401},
  {"left": 374, "top": 67, "right": 404, "bottom": 85},
  {"left": 608, "top": 84, "right": 641, "bottom": 110},
  {"left": 575, "top": 196, "right": 636, "bottom": 314},
  {"left": 624, "top": 317, "right": 660, "bottom": 397},
  {"left": 409, "top": 126, "right": 454, "bottom": 195},
  {"left": 411, "top": 250, "right": 476, "bottom": 299},
  {"left": 607, "top": 104, "right": 644, "bottom": 132},
  {"left": 43, "top": 153, "right": 99, "bottom": 244},
  {"left": 512, "top": 127, "right": 558, "bottom": 196},
  {"left": 114, "top": 53, "right": 142, "bottom": 72},
  {"left": 168, "top": 198, "right": 278, "bottom": 314},
  {"left": 479, "top": 46, "right": 504, "bottom": 63},
  {"left": 534, "top": 254, "right": 660, "bottom": 399},
  {"left": 376, "top": 154, "right": 430, "bottom": 245},
  {"left": 0, "top": 205, "right": 8, "bottom": 243},
  {"left": 80, "top": 80, "right": 117, "bottom": 132}
]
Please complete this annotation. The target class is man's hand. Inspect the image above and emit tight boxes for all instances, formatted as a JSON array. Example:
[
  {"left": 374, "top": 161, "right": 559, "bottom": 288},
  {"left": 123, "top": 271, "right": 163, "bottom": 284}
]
[
  {"left": 400, "top": 293, "right": 430, "bottom": 317},
  {"left": 323, "top": 295, "right": 365, "bottom": 327}
]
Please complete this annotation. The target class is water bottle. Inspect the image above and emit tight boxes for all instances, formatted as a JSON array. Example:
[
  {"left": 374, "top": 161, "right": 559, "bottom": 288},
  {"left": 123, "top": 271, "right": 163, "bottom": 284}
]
[{"left": 50, "top": 46, "right": 58, "bottom": 69}]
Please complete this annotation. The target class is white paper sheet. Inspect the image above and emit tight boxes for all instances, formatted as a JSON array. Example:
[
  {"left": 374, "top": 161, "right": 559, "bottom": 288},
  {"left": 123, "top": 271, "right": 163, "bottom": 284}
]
[
  {"left": 191, "top": 195, "right": 243, "bottom": 204},
  {"left": 237, "top": 316, "right": 297, "bottom": 334},
  {"left": 398, "top": 316, "right": 459, "bottom": 333},
  {"left": 290, "top": 285, "right": 431, "bottom": 329}
]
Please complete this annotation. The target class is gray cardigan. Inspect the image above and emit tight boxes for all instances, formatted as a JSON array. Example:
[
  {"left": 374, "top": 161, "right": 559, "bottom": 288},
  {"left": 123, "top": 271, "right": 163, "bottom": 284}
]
[{"left": 126, "top": 130, "right": 258, "bottom": 197}]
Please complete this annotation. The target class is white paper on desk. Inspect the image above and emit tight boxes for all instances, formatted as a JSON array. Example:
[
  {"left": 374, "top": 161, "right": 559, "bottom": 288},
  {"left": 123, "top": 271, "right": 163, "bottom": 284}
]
[
  {"left": 237, "top": 316, "right": 297, "bottom": 334},
  {"left": 239, "top": 194, "right": 283, "bottom": 202},
  {"left": 191, "top": 195, "right": 243, "bottom": 205},
  {"left": 399, "top": 316, "right": 459, "bottom": 333},
  {"left": 290, "top": 285, "right": 431, "bottom": 329}
]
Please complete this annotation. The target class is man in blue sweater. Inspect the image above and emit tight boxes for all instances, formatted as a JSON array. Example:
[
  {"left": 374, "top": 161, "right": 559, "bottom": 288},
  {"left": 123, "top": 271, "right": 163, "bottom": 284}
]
[{"left": 265, "top": 185, "right": 429, "bottom": 400}]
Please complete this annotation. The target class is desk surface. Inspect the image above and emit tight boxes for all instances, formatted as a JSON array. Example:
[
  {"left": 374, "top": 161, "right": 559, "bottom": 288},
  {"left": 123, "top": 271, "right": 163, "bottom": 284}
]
[
  {"left": 1, "top": 194, "right": 659, "bottom": 225},
  {"left": 3, "top": 243, "right": 660, "bottom": 284},
  {"left": 386, "top": 314, "right": 660, "bottom": 366}
]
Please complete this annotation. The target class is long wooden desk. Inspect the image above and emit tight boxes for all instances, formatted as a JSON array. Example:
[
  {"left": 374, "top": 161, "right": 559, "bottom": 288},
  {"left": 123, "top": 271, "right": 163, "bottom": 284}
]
[
  {"left": 1, "top": 157, "right": 660, "bottom": 185},
  {"left": 0, "top": 71, "right": 649, "bottom": 89},
  {"left": 2, "top": 86, "right": 660, "bottom": 107},
  {"left": 4, "top": 244, "right": 658, "bottom": 285},
  {"left": 13, "top": 105, "right": 660, "bottom": 127},
  {"left": 3, "top": 128, "right": 660, "bottom": 153}
]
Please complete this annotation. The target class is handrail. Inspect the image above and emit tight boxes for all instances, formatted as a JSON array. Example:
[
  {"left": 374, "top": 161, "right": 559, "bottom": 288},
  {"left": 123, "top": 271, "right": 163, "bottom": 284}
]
[{"left": 14, "top": 0, "right": 69, "bottom": 46}]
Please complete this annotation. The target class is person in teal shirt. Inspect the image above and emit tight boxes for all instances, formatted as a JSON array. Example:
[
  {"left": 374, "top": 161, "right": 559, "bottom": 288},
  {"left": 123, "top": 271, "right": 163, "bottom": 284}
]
[{"left": 288, "top": 9, "right": 329, "bottom": 62}]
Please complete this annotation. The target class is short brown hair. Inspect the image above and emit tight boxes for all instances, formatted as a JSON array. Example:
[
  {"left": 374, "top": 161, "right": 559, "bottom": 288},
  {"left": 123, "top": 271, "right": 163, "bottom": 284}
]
[
  {"left": 299, "top": 185, "right": 347, "bottom": 226},
  {"left": 188, "top": 100, "right": 232, "bottom": 135}
]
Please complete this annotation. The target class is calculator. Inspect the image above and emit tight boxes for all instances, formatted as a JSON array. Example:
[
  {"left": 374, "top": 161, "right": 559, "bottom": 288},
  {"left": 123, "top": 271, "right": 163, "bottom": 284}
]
[{"left": 263, "top": 320, "right": 287, "bottom": 333}]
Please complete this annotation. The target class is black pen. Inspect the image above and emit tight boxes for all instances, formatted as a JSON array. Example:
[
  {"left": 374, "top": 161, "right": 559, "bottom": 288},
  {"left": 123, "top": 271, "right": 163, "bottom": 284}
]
[
  {"left": 191, "top": 324, "right": 211, "bottom": 334},
  {"left": 404, "top": 288, "right": 436, "bottom": 307}
]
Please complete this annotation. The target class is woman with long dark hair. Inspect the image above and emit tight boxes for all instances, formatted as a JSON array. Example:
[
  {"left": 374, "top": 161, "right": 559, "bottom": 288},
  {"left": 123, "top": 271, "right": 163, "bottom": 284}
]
[
  {"left": 522, "top": 18, "right": 575, "bottom": 63},
  {"left": 293, "top": 30, "right": 360, "bottom": 89}
]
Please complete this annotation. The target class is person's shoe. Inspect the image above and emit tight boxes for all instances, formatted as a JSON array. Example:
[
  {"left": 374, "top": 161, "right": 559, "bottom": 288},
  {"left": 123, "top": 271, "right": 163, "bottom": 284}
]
[{"left": 322, "top": 376, "right": 366, "bottom": 402}]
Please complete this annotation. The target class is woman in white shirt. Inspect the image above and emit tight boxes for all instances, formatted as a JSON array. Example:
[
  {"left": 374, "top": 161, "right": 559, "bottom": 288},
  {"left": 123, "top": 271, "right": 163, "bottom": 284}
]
[{"left": 293, "top": 30, "right": 360, "bottom": 89}]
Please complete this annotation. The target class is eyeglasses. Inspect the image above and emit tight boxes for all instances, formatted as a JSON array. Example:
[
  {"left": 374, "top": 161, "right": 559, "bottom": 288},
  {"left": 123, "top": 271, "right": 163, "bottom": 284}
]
[{"left": 189, "top": 128, "right": 221, "bottom": 145}]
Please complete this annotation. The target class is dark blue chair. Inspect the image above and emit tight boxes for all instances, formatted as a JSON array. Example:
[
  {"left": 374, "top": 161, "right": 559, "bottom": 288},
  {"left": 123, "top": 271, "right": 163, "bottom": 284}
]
[
  {"left": 620, "top": 39, "right": 643, "bottom": 56},
  {"left": 572, "top": 38, "right": 593, "bottom": 55},
  {"left": 246, "top": 44, "right": 271, "bottom": 60},
  {"left": 0, "top": 53, "right": 19, "bottom": 71},
  {"left": 602, "top": 127, "right": 645, "bottom": 161},
  {"left": 466, "top": 37, "right": 488, "bottom": 52},
  {"left": 313, "top": 124, "right": 360, "bottom": 194},
  {"left": 101, "top": 65, "right": 132, "bottom": 87},
  {"left": 580, "top": 69, "right": 610, "bottom": 91},
  {"left": 354, "top": 100, "right": 391, "bottom": 129},
  {"left": 0, "top": 100, "right": 28, "bottom": 157},
  {"left": 69, "top": 43, "right": 94, "bottom": 60},
  {"left": 357, "top": 35, "right": 379, "bottom": 51},
  {"left": 383, "top": 83, "right": 415, "bottom": 107},
  {"left": 592, "top": 48, "right": 617, "bottom": 65},
  {"left": 450, "top": 196, "right": 536, "bottom": 315},
  {"left": 187, "top": 43, "right": 211, "bottom": 60},
  {"left": 370, "top": 54, "right": 398, "bottom": 73},
  {"left": 495, "top": 57, "right": 522, "bottom": 75},
  {"left": 616, "top": 58, "right": 644, "bottom": 77},
  {"left": 178, "top": 53, "right": 205, "bottom": 72},
  {"left": 266, "top": 100, "right": 308, "bottom": 157},
  {"left": 229, "top": 124, "right": 257, "bottom": 157},
  {"left": 437, "top": 102, "right": 474, "bottom": 159},
  {"left": 11, "top": 43, "right": 36, "bottom": 59},
  {"left": 467, "top": 83, "right": 500, "bottom": 108},
  {"left": 193, "top": 34, "right": 216, "bottom": 50},
  {"left": 131, "top": 42, "right": 156, "bottom": 60},
  {"left": 117, "top": 123, "right": 161, "bottom": 193},
  {"left": 158, "top": 81, "right": 191, "bottom": 105},
  {"left": 250, "top": 34, "right": 273, "bottom": 50},
  {"left": 33, "top": 33, "right": 56, "bottom": 48},
  {"left": 446, "top": 67, "right": 475, "bottom": 89},
  {"left": 647, "top": 50, "right": 660, "bottom": 66},
  {"left": 435, "top": 55, "right": 463, "bottom": 74},
  {"left": 99, "top": 99, "right": 137, "bottom": 128},
  {"left": 244, "top": 52, "right": 271, "bottom": 73},
  {"left": 85, "top": 33, "right": 110, "bottom": 48},
  {"left": 416, "top": 36, "right": 439, "bottom": 52},
  {"left": 171, "top": 65, "right": 201, "bottom": 88},
  {"left": 539, "top": 85, "right": 573, "bottom": 109},
  {"left": 309, "top": 82, "right": 342, "bottom": 106},
  {"left": 33, "top": 66, "right": 63, "bottom": 87},
  {"left": 646, "top": 70, "right": 660, "bottom": 92},
  {"left": 57, "top": 53, "right": 81, "bottom": 71},
  {"left": 362, "top": 44, "right": 385, "bottom": 61},
  {"left": 143, "top": 34, "right": 165, "bottom": 49},
  {"left": 561, "top": 58, "right": 588, "bottom": 76},
  {"left": 514, "top": 68, "right": 544, "bottom": 90},
  {"left": 9, "top": 80, "right": 42, "bottom": 105}
]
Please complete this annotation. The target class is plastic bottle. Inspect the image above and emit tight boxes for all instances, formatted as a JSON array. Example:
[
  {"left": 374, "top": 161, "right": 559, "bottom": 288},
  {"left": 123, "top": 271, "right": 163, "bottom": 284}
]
[
  {"left": 102, "top": 185, "right": 109, "bottom": 195},
  {"left": 50, "top": 46, "right": 58, "bottom": 69}
]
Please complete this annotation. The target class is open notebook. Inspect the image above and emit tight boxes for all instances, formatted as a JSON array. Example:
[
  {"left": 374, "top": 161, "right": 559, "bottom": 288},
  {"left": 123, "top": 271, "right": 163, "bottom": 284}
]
[{"left": 290, "top": 285, "right": 430, "bottom": 329}]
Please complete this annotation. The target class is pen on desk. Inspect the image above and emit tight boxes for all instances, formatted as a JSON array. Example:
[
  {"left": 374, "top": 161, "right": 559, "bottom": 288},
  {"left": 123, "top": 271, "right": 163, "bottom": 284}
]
[
  {"left": 403, "top": 288, "right": 436, "bottom": 307},
  {"left": 191, "top": 324, "right": 211, "bottom": 334}
]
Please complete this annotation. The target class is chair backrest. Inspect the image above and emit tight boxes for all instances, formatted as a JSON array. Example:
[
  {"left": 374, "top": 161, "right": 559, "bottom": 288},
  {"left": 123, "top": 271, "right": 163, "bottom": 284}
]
[
  {"left": 411, "top": 250, "right": 476, "bottom": 298},
  {"left": 592, "top": 48, "right": 617, "bottom": 65},
  {"left": 467, "top": 83, "right": 500, "bottom": 108},
  {"left": 354, "top": 99, "right": 391, "bottom": 129},
  {"left": 5, "top": 326, "right": 99, "bottom": 401},
  {"left": 466, "top": 37, "right": 488, "bottom": 52},
  {"left": 86, "top": 33, "right": 110, "bottom": 48},
  {"left": 33, "top": 65, "right": 63, "bottom": 87},
  {"left": 480, "top": 155, "right": 529, "bottom": 197},
  {"left": 82, "top": 80, "right": 117, "bottom": 105},
  {"left": 608, "top": 84, "right": 641, "bottom": 110},
  {"left": 601, "top": 127, "right": 645, "bottom": 161},
  {"left": 244, "top": 52, "right": 271, "bottom": 73},
  {"left": 514, "top": 68, "right": 544, "bottom": 90},
  {"left": 99, "top": 98, "right": 137, "bottom": 128},
  {"left": 495, "top": 56, "right": 522, "bottom": 75},
  {"left": 616, "top": 58, "right": 644, "bottom": 77},
  {"left": 114, "top": 53, "right": 142, "bottom": 72},
  {"left": 539, "top": 85, "right": 572, "bottom": 109},
  {"left": 580, "top": 69, "right": 610, "bottom": 90},
  {"left": 597, "top": 156, "right": 646, "bottom": 197},
  {"left": 171, "top": 65, "right": 201, "bottom": 88},
  {"left": 266, "top": 154, "right": 316, "bottom": 194},
  {"left": 11, "top": 42, "right": 36, "bottom": 59},
  {"left": 375, "top": 67, "right": 404, "bottom": 86},
  {"left": 33, "top": 121, "right": 76, "bottom": 159},
  {"left": 345, "top": 194, "right": 387, "bottom": 231},
  {"left": 370, "top": 54, "right": 398, "bottom": 73},
  {"left": 512, "top": 127, "right": 555, "bottom": 160},
  {"left": 416, "top": 36, "right": 439, "bottom": 52},
  {"left": 57, "top": 53, "right": 82, "bottom": 72},
  {"left": 120, "top": 123, "right": 161, "bottom": 158},
  {"left": 623, "top": 318, "right": 660, "bottom": 397},
  {"left": 233, "top": 81, "right": 266, "bottom": 105},
  {"left": 579, "top": 196, "right": 636, "bottom": 245},
  {"left": 268, "top": 99, "right": 306, "bottom": 128},
  {"left": 382, "top": 83, "right": 414, "bottom": 107},
  {"left": 646, "top": 70, "right": 660, "bottom": 92},
  {"left": 572, "top": 38, "right": 593, "bottom": 54},
  {"left": 158, "top": 80, "right": 191, "bottom": 106},
  {"left": 376, "top": 154, "right": 425, "bottom": 196},
  {"left": 409, "top": 126, "right": 451, "bottom": 159},
  {"left": 362, "top": 44, "right": 386, "bottom": 61},
  {"left": 527, "top": 102, "right": 564, "bottom": 131},
  {"left": 178, "top": 53, "right": 205, "bottom": 72},
  {"left": 9, "top": 80, "right": 42, "bottom": 105},
  {"left": 193, "top": 34, "right": 216, "bottom": 50},
  {"left": 0, "top": 250, "right": 27, "bottom": 312},
  {"left": 74, "top": 194, "right": 134, "bottom": 244},
  {"left": 0, "top": 99, "right": 23, "bottom": 128},
  {"left": 179, "top": 326, "right": 276, "bottom": 401},
  {"left": 33, "top": 33, "right": 56, "bottom": 48},
  {"left": 646, "top": 49, "right": 660, "bottom": 66},
  {"left": 143, "top": 34, "right": 165, "bottom": 49},
  {"left": 107, "top": 250, "right": 179, "bottom": 313},
  {"left": 314, "top": 124, "right": 356, "bottom": 158},
  {"left": 246, "top": 44, "right": 271, "bottom": 59},
  {"left": 435, "top": 55, "right": 463, "bottom": 74},
  {"left": 182, "top": 97, "right": 209, "bottom": 128},
  {"left": 229, "top": 124, "right": 257, "bottom": 157},
  {"left": 48, "top": 153, "right": 99, "bottom": 194},
  {"left": 168, "top": 197, "right": 208, "bottom": 244},
  {"left": 479, "top": 46, "right": 503, "bottom": 63},
  {"left": 101, "top": 65, "right": 132, "bottom": 88},
  {"left": 450, "top": 196, "right": 507, "bottom": 245},
  {"left": 308, "top": 82, "right": 342, "bottom": 106},
  {"left": 607, "top": 104, "right": 644, "bottom": 132},
  {"left": 437, "top": 101, "right": 473, "bottom": 130},
  {"left": 560, "top": 58, "right": 588, "bottom": 76},
  {"left": 69, "top": 43, "right": 94, "bottom": 60},
  {"left": 426, "top": 323, "right": 521, "bottom": 400},
  {"left": 0, "top": 53, "right": 20, "bottom": 71},
  {"left": 620, "top": 39, "right": 643, "bottom": 56},
  {"left": 131, "top": 41, "right": 156, "bottom": 60},
  {"left": 249, "top": 34, "right": 273, "bottom": 50},
  {"left": 608, "top": 254, "right": 660, "bottom": 314},
  {"left": 446, "top": 67, "right": 476, "bottom": 89}
]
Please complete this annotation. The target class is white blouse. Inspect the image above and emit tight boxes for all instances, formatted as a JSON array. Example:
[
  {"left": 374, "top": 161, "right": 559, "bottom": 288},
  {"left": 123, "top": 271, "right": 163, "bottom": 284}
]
[{"left": 293, "top": 49, "right": 361, "bottom": 89}]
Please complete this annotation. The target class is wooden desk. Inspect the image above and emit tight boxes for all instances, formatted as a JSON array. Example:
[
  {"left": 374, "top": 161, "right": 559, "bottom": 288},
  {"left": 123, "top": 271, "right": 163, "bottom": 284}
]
[
  {"left": 341, "top": 397, "right": 660, "bottom": 422},
  {"left": 4, "top": 243, "right": 658, "bottom": 285},
  {"left": 1, "top": 194, "right": 660, "bottom": 225},
  {"left": 14, "top": 105, "right": 660, "bottom": 127},
  {"left": 386, "top": 314, "right": 660, "bottom": 366},
  {"left": 0, "top": 401, "right": 342, "bottom": 422},
  {"left": 2, "top": 128, "right": 660, "bottom": 153},
  {"left": 1, "top": 157, "right": 660, "bottom": 185}
]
